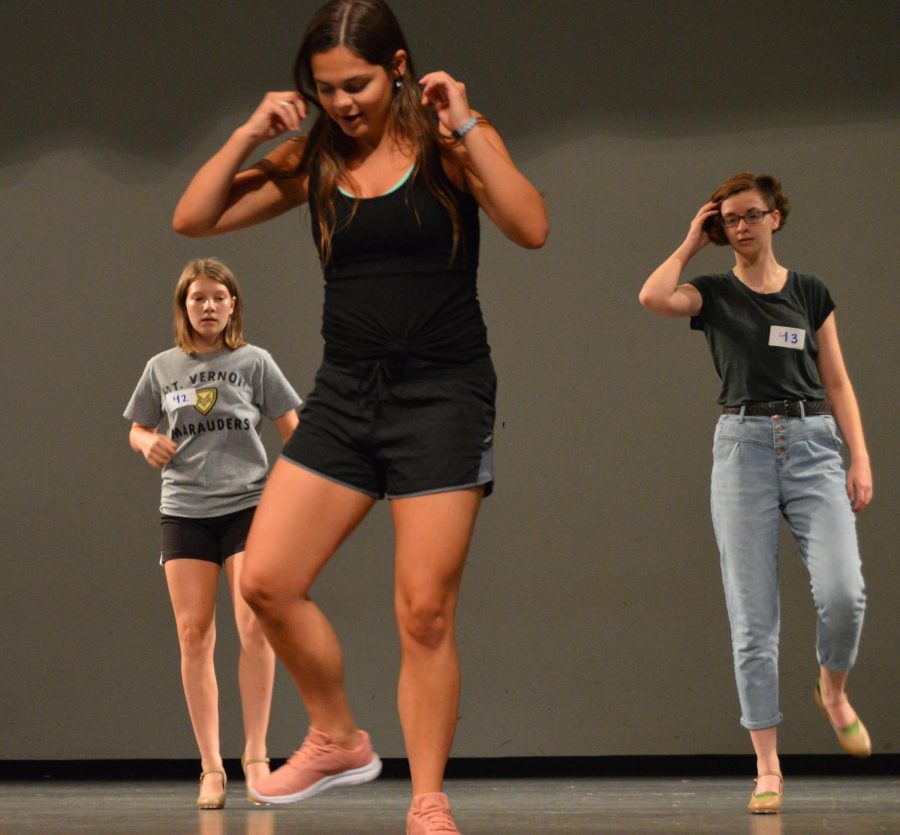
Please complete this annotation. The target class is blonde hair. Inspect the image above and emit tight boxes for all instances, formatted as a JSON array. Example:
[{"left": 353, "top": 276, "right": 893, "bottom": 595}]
[{"left": 173, "top": 258, "right": 247, "bottom": 353}]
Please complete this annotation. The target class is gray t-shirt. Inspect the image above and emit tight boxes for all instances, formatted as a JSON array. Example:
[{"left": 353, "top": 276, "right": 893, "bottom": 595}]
[
  {"left": 688, "top": 271, "right": 835, "bottom": 406},
  {"left": 124, "top": 345, "right": 301, "bottom": 517}
]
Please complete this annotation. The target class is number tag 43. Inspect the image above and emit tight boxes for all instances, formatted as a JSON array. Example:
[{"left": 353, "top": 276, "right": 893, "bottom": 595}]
[{"left": 768, "top": 325, "right": 806, "bottom": 351}]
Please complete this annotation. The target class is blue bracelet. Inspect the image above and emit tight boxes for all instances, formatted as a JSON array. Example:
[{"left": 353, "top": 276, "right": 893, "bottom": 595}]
[{"left": 451, "top": 116, "right": 478, "bottom": 140}]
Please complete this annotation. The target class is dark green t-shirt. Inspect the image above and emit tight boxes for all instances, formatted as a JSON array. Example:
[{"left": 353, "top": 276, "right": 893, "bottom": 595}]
[{"left": 688, "top": 271, "right": 835, "bottom": 406}]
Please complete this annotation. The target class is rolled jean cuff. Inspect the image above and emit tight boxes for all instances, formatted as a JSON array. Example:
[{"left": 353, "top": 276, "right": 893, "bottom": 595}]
[
  {"left": 740, "top": 712, "right": 783, "bottom": 731},
  {"left": 818, "top": 656, "right": 857, "bottom": 673}
]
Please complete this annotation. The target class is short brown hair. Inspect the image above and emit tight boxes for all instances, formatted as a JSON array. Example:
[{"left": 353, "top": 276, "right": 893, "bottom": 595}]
[
  {"left": 173, "top": 258, "right": 247, "bottom": 353},
  {"left": 706, "top": 173, "right": 790, "bottom": 246}
]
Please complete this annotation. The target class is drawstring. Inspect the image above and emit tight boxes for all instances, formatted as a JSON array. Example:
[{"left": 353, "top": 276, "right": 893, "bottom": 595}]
[
  {"left": 361, "top": 360, "right": 393, "bottom": 404},
  {"left": 358, "top": 346, "right": 408, "bottom": 406}
]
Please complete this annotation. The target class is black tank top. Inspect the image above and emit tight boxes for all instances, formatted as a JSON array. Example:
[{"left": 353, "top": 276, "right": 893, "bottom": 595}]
[{"left": 309, "top": 157, "right": 489, "bottom": 368}]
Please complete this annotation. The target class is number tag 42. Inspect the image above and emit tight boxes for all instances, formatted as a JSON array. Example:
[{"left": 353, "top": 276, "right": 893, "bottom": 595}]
[
  {"left": 165, "top": 388, "right": 198, "bottom": 411},
  {"left": 768, "top": 325, "right": 806, "bottom": 351}
]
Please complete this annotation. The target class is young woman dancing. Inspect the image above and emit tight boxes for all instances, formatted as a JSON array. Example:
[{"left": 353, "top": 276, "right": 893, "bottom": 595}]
[{"left": 172, "top": 1, "right": 548, "bottom": 831}]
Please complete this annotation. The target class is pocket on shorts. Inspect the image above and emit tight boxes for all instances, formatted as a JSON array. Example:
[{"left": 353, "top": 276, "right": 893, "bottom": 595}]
[
  {"left": 461, "top": 363, "right": 497, "bottom": 437},
  {"left": 431, "top": 363, "right": 497, "bottom": 451}
]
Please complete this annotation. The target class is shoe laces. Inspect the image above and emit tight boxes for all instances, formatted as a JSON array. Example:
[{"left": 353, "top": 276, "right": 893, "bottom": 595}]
[
  {"left": 288, "top": 734, "right": 333, "bottom": 766},
  {"left": 415, "top": 806, "right": 457, "bottom": 831}
]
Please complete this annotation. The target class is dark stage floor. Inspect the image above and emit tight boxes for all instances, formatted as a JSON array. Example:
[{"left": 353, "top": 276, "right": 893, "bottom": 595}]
[{"left": 1, "top": 776, "right": 898, "bottom": 834}]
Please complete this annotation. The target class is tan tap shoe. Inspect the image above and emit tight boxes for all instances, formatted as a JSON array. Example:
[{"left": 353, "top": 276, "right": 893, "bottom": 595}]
[
  {"left": 241, "top": 753, "right": 271, "bottom": 804},
  {"left": 748, "top": 773, "right": 783, "bottom": 814},
  {"left": 197, "top": 768, "right": 226, "bottom": 809},
  {"left": 815, "top": 679, "right": 871, "bottom": 758}
]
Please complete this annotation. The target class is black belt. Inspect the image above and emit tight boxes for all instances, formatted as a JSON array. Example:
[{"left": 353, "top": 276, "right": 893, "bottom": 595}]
[{"left": 723, "top": 400, "right": 830, "bottom": 417}]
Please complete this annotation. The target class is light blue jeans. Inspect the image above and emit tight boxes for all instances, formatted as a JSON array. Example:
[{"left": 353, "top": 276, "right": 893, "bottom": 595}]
[{"left": 710, "top": 412, "right": 866, "bottom": 730}]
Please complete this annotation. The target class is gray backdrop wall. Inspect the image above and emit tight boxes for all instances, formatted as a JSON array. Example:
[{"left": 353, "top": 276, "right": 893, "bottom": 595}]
[{"left": 1, "top": 1, "right": 897, "bottom": 760}]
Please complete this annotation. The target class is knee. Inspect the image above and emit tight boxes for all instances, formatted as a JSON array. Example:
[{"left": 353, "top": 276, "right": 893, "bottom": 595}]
[
  {"left": 239, "top": 568, "right": 267, "bottom": 613},
  {"left": 177, "top": 620, "right": 215, "bottom": 660},
  {"left": 240, "top": 564, "right": 308, "bottom": 623},
  {"left": 817, "top": 576, "right": 866, "bottom": 622},
  {"left": 396, "top": 598, "right": 452, "bottom": 650},
  {"left": 235, "top": 610, "right": 271, "bottom": 653},
  {"left": 239, "top": 562, "right": 281, "bottom": 615},
  {"left": 240, "top": 576, "right": 280, "bottom": 625}
]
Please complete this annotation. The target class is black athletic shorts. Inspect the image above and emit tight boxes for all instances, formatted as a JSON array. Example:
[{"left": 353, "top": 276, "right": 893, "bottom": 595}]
[
  {"left": 159, "top": 506, "right": 256, "bottom": 565},
  {"left": 282, "top": 356, "right": 496, "bottom": 499}
]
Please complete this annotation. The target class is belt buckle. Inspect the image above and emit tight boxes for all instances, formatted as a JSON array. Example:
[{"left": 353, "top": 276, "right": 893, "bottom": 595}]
[{"left": 772, "top": 400, "right": 789, "bottom": 419}]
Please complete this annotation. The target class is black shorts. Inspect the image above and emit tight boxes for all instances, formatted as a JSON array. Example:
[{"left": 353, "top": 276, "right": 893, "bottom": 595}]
[
  {"left": 282, "top": 357, "right": 496, "bottom": 499},
  {"left": 159, "top": 506, "right": 256, "bottom": 565}
]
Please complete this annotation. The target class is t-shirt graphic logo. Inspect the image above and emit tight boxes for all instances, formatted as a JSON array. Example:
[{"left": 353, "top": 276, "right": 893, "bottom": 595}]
[{"left": 194, "top": 388, "right": 218, "bottom": 415}]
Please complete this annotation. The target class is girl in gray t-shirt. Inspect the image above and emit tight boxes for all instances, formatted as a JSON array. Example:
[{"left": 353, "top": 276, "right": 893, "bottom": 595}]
[{"left": 124, "top": 258, "right": 301, "bottom": 808}]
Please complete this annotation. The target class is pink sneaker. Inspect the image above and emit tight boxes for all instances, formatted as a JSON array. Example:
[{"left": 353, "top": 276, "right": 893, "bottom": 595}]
[
  {"left": 249, "top": 727, "right": 381, "bottom": 804},
  {"left": 407, "top": 792, "right": 461, "bottom": 834}
]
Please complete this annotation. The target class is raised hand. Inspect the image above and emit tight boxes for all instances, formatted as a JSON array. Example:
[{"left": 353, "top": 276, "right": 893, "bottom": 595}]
[
  {"left": 418, "top": 71, "right": 472, "bottom": 135},
  {"left": 239, "top": 91, "right": 308, "bottom": 144},
  {"left": 683, "top": 200, "right": 720, "bottom": 255}
]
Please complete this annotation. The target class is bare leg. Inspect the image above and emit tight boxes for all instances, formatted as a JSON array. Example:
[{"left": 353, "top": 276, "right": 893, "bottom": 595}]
[
  {"left": 749, "top": 727, "right": 781, "bottom": 795},
  {"left": 818, "top": 666, "right": 857, "bottom": 728},
  {"left": 240, "top": 460, "right": 375, "bottom": 749},
  {"left": 392, "top": 488, "right": 482, "bottom": 796},
  {"left": 165, "top": 559, "right": 224, "bottom": 795},
  {"left": 225, "top": 551, "right": 274, "bottom": 787}
]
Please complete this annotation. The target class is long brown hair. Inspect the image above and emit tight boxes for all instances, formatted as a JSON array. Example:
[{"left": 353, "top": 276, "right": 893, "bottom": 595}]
[
  {"left": 173, "top": 258, "right": 247, "bottom": 353},
  {"left": 289, "top": 0, "right": 470, "bottom": 263}
]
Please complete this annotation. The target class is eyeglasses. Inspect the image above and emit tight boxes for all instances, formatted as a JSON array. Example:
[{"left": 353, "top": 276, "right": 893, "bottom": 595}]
[{"left": 721, "top": 208, "right": 774, "bottom": 228}]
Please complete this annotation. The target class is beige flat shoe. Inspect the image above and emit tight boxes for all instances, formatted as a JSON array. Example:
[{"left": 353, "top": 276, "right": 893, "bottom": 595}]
[
  {"left": 748, "top": 773, "right": 783, "bottom": 814},
  {"left": 197, "top": 768, "right": 226, "bottom": 810},
  {"left": 815, "top": 679, "right": 871, "bottom": 758},
  {"left": 241, "top": 753, "right": 271, "bottom": 804}
]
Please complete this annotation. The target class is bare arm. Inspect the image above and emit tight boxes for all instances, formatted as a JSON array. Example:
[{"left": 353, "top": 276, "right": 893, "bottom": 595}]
[
  {"left": 172, "top": 91, "right": 309, "bottom": 237},
  {"left": 419, "top": 73, "right": 548, "bottom": 249},
  {"left": 129, "top": 423, "right": 178, "bottom": 469},
  {"left": 816, "top": 312, "right": 873, "bottom": 512},
  {"left": 638, "top": 201, "right": 719, "bottom": 318},
  {"left": 273, "top": 409, "right": 300, "bottom": 441},
  {"left": 453, "top": 118, "right": 548, "bottom": 249}
]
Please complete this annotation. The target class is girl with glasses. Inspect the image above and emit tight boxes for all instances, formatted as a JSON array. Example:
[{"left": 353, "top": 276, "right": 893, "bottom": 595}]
[{"left": 639, "top": 173, "right": 872, "bottom": 814}]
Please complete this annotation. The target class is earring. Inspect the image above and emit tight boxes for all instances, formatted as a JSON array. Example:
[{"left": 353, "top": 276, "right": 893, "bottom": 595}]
[{"left": 394, "top": 78, "right": 402, "bottom": 91}]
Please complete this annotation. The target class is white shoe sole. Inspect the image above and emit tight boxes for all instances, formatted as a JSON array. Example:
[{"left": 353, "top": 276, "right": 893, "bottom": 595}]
[{"left": 250, "top": 756, "right": 382, "bottom": 805}]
